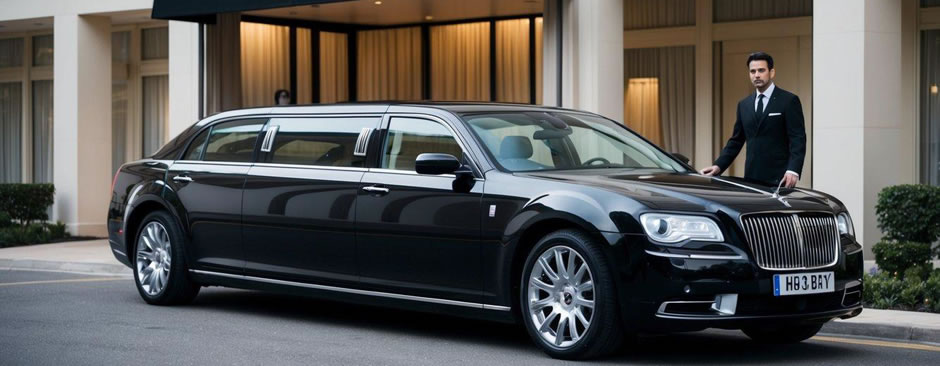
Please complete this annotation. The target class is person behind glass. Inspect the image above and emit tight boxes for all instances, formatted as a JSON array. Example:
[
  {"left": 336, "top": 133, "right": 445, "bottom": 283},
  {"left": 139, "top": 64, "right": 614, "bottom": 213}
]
[
  {"left": 274, "top": 89, "right": 292, "bottom": 106},
  {"left": 699, "top": 52, "right": 806, "bottom": 188}
]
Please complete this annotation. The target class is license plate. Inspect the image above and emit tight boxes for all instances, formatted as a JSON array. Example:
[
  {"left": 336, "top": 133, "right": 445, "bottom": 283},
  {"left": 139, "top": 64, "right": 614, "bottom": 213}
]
[{"left": 773, "top": 271, "right": 834, "bottom": 296}]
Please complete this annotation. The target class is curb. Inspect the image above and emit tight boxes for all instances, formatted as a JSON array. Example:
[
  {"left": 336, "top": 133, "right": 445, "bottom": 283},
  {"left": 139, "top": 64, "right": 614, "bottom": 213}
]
[
  {"left": 821, "top": 318, "right": 940, "bottom": 345},
  {"left": 0, "top": 259, "right": 132, "bottom": 277}
]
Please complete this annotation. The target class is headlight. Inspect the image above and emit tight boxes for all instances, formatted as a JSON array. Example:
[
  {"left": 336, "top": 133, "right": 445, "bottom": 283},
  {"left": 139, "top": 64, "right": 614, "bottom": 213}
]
[
  {"left": 640, "top": 213, "right": 724, "bottom": 244},
  {"left": 837, "top": 212, "right": 855, "bottom": 237}
]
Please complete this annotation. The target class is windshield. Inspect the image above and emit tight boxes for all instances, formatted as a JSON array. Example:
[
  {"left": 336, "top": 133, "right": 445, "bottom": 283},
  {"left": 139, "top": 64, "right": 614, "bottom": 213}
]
[{"left": 462, "top": 111, "right": 687, "bottom": 173}]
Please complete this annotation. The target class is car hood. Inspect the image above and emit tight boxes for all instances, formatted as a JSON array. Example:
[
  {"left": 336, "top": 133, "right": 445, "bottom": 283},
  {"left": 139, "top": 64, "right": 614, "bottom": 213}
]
[{"left": 518, "top": 169, "right": 842, "bottom": 215}]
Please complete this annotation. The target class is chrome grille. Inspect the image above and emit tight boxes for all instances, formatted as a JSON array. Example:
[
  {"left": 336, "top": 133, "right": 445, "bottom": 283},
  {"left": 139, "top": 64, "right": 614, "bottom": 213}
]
[{"left": 740, "top": 212, "right": 839, "bottom": 270}]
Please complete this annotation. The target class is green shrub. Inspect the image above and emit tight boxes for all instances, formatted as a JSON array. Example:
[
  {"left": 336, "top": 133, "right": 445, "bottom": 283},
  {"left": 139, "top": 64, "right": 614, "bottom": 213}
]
[
  {"left": 903, "top": 263, "right": 933, "bottom": 282},
  {"left": 0, "top": 222, "right": 69, "bottom": 248},
  {"left": 863, "top": 272, "right": 904, "bottom": 309},
  {"left": 0, "top": 184, "right": 55, "bottom": 226},
  {"left": 872, "top": 240, "right": 933, "bottom": 277},
  {"left": 926, "top": 271, "right": 940, "bottom": 313},
  {"left": 0, "top": 211, "right": 11, "bottom": 228},
  {"left": 875, "top": 184, "right": 940, "bottom": 244}
]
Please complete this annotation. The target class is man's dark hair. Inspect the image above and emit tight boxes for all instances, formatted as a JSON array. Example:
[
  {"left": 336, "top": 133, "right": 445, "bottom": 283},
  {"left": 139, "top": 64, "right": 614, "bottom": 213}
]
[
  {"left": 746, "top": 52, "right": 774, "bottom": 70},
  {"left": 274, "top": 89, "right": 290, "bottom": 104}
]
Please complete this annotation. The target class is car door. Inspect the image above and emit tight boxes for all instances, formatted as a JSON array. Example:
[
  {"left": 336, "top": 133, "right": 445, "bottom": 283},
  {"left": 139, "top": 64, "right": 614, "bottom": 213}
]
[
  {"left": 166, "top": 118, "right": 267, "bottom": 272},
  {"left": 356, "top": 114, "right": 484, "bottom": 303},
  {"left": 241, "top": 116, "right": 380, "bottom": 286}
]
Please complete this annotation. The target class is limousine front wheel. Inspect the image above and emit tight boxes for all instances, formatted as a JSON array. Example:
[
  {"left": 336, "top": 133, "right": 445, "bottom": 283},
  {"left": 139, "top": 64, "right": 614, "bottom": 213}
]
[
  {"left": 133, "top": 211, "right": 200, "bottom": 305},
  {"left": 520, "top": 229, "right": 624, "bottom": 359}
]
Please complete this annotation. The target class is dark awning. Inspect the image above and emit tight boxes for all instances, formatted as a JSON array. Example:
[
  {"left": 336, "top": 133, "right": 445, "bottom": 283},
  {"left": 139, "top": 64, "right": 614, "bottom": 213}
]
[{"left": 152, "top": 0, "right": 351, "bottom": 23}]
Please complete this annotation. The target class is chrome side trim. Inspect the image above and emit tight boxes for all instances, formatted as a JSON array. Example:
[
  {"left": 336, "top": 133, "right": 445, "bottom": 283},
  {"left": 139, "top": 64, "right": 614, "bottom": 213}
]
[
  {"left": 173, "top": 161, "right": 254, "bottom": 167},
  {"left": 644, "top": 250, "right": 744, "bottom": 260},
  {"left": 190, "top": 269, "right": 511, "bottom": 312},
  {"left": 251, "top": 162, "right": 368, "bottom": 172},
  {"left": 260, "top": 125, "right": 279, "bottom": 152},
  {"left": 353, "top": 127, "right": 373, "bottom": 157},
  {"left": 111, "top": 247, "right": 127, "bottom": 258}
]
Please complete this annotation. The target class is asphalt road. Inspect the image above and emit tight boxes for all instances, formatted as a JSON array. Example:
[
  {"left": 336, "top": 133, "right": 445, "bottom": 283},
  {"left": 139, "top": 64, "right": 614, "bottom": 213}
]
[{"left": 1, "top": 269, "right": 937, "bottom": 365}]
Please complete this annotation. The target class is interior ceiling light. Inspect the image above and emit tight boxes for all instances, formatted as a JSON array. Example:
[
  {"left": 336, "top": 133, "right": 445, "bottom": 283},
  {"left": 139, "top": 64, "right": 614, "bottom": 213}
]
[
  {"left": 374, "top": 1, "right": 382, "bottom": 4},
  {"left": 425, "top": 15, "right": 433, "bottom": 20}
]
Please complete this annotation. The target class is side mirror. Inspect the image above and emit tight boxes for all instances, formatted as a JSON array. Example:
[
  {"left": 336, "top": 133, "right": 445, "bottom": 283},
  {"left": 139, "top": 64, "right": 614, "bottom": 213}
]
[
  {"left": 415, "top": 153, "right": 462, "bottom": 175},
  {"left": 671, "top": 152, "right": 690, "bottom": 165}
]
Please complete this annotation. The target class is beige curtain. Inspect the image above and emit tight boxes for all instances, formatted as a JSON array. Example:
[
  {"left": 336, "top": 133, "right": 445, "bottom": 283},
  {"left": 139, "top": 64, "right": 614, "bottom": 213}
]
[
  {"left": 206, "top": 13, "right": 242, "bottom": 113},
  {"left": 0, "top": 82, "right": 22, "bottom": 183},
  {"left": 32, "top": 80, "right": 53, "bottom": 183},
  {"left": 296, "top": 28, "right": 313, "bottom": 104},
  {"left": 535, "top": 17, "right": 543, "bottom": 105},
  {"left": 320, "top": 31, "right": 349, "bottom": 103},
  {"left": 240, "top": 22, "right": 290, "bottom": 108},
  {"left": 495, "top": 19, "right": 529, "bottom": 103},
  {"left": 431, "top": 22, "right": 490, "bottom": 101},
  {"left": 624, "top": 78, "right": 662, "bottom": 145},
  {"left": 142, "top": 75, "right": 169, "bottom": 156},
  {"left": 141, "top": 27, "right": 169, "bottom": 60},
  {"left": 623, "top": 0, "right": 696, "bottom": 30},
  {"left": 357, "top": 27, "right": 422, "bottom": 101}
]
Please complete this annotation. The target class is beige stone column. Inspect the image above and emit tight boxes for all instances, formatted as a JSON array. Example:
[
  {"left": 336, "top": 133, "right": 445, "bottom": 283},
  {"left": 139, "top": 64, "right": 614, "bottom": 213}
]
[
  {"left": 542, "top": 0, "right": 624, "bottom": 122},
  {"left": 813, "top": 0, "right": 913, "bottom": 257},
  {"left": 168, "top": 20, "right": 201, "bottom": 138},
  {"left": 53, "top": 14, "right": 111, "bottom": 236}
]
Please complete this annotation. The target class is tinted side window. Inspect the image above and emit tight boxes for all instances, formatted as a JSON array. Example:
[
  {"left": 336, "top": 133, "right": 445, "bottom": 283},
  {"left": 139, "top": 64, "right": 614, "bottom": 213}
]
[
  {"left": 382, "top": 117, "right": 463, "bottom": 171},
  {"left": 204, "top": 119, "right": 266, "bottom": 162},
  {"left": 182, "top": 128, "right": 209, "bottom": 160},
  {"left": 266, "top": 117, "right": 379, "bottom": 167}
]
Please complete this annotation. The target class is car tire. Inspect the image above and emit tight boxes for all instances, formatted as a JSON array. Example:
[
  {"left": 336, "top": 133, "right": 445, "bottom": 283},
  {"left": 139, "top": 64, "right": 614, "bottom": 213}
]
[
  {"left": 519, "top": 229, "right": 625, "bottom": 360},
  {"left": 742, "top": 323, "right": 823, "bottom": 344},
  {"left": 132, "top": 210, "right": 200, "bottom": 305}
]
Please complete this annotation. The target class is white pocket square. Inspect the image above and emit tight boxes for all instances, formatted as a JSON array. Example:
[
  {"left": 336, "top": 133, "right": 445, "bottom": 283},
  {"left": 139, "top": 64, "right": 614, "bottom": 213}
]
[{"left": 768, "top": 112, "right": 782, "bottom": 116}]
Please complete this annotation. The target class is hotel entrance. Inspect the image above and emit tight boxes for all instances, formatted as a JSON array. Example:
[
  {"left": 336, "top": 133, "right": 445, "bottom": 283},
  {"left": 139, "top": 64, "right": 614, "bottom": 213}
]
[{"left": 152, "top": 0, "right": 545, "bottom": 116}]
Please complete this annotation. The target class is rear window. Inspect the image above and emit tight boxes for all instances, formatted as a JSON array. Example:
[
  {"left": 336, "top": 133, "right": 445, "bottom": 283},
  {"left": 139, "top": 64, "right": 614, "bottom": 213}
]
[
  {"left": 203, "top": 119, "right": 266, "bottom": 163},
  {"left": 264, "top": 117, "right": 380, "bottom": 167}
]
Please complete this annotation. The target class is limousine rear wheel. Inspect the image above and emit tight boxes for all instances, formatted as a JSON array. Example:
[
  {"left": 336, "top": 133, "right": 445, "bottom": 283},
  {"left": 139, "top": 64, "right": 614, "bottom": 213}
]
[
  {"left": 520, "top": 229, "right": 624, "bottom": 360},
  {"left": 742, "top": 323, "right": 823, "bottom": 344},
  {"left": 133, "top": 211, "right": 200, "bottom": 305}
]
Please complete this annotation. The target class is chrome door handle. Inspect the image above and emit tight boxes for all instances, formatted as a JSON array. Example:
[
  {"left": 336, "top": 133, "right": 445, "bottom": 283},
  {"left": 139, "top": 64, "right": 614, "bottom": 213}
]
[
  {"left": 361, "top": 186, "right": 389, "bottom": 194},
  {"left": 172, "top": 175, "right": 193, "bottom": 183}
]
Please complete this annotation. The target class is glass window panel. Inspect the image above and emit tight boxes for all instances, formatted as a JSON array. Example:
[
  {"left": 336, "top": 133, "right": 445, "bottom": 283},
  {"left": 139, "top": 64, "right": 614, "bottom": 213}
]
[
  {"left": 141, "top": 27, "right": 169, "bottom": 60},
  {"left": 923, "top": 0, "right": 940, "bottom": 8},
  {"left": 267, "top": 117, "right": 379, "bottom": 167},
  {"left": 0, "top": 38, "right": 24, "bottom": 68},
  {"left": 0, "top": 82, "right": 23, "bottom": 183},
  {"left": 204, "top": 119, "right": 266, "bottom": 162},
  {"left": 183, "top": 128, "right": 210, "bottom": 161},
  {"left": 383, "top": 117, "right": 463, "bottom": 171},
  {"left": 112, "top": 31, "right": 130, "bottom": 64},
  {"left": 32, "top": 35, "right": 53, "bottom": 66},
  {"left": 142, "top": 75, "right": 169, "bottom": 156},
  {"left": 112, "top": 32, "right": 131, "bottom": 174},
  {"left": 922, "top": 30, "right": 940, "bottom": 185},
  {"left": 32, "top": 80, "right": 53, "bottom": 183}
]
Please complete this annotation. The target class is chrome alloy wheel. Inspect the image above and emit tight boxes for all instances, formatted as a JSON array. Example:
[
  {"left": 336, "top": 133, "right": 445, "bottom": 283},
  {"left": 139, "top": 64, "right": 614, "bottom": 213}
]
[
  {"left": 135, "top": 221, "right": 172, "bottom": 296},
  {"left": 527, "top": 245, "right": 595, "bottom": 349}
]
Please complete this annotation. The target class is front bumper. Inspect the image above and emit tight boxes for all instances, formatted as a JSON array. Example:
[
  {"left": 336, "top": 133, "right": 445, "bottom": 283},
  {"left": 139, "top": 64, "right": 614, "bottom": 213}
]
[{"left": 612, "top": 234, "right": 865, "bottom": 333}]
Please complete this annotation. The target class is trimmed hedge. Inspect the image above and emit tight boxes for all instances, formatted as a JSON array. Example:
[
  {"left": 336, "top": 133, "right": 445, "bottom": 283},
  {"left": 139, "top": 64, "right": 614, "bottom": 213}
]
[
  {"left": 872, "top": 240, "right": 933, "bottom": 277},
  {"left": 0, "top": 222, "right": 69, "bottom": 248},
  {"left": 864, "top": 270, "right": 940, "bottom": 313},
  {"left": 875, "top": 184, "right": 940, "bottom": 244},
  {"left": 0, "top": 184, "right": 55, "bottom": 226}
]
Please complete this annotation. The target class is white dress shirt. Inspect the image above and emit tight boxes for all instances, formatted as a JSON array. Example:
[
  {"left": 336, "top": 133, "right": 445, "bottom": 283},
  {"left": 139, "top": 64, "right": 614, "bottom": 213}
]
[{"left": 754, "top": 82, "right": 799, "bottom": 180}]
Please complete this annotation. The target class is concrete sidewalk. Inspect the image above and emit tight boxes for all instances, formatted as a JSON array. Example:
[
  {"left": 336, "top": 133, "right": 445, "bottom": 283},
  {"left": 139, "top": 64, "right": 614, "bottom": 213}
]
[{"left": 1, "top": 239, "right": 938, "bottom": 344}]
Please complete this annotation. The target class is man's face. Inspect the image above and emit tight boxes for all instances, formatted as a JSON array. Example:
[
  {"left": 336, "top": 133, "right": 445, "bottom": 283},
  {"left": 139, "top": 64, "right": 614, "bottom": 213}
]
[{"left": 748, "top": 60, "right": 775, "bottom": 90}]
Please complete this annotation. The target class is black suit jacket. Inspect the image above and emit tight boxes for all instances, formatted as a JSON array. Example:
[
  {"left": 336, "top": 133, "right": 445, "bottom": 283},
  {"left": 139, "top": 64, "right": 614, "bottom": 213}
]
[{"left": 714, "top": 86, "right": 806, "bottom": 185}]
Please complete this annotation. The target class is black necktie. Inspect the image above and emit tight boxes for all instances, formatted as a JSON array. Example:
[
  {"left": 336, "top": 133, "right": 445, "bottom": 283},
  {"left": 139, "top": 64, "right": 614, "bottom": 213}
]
[{"left": 756, "top": 94, "right": 765, "bottom": 114}]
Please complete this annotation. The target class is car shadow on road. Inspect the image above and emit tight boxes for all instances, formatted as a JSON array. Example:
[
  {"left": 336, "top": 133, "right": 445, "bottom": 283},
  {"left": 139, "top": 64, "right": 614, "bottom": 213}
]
[{"left": 184, "top": 288, "right": 865, "bottom": 363}]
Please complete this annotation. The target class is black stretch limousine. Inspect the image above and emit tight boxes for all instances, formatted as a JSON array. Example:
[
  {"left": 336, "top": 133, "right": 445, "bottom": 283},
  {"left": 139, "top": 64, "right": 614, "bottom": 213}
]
[{"left": 108, "top": 103, "right": 863, "bottom": 359}]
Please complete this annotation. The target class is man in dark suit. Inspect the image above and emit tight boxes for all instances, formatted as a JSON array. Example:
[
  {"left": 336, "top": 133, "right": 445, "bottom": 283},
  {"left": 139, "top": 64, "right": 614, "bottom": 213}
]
[{"left": 700, "top": 52, "right": 806, "bottom": 188}]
